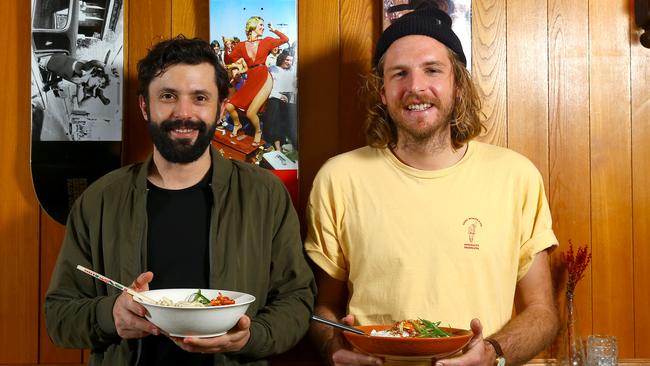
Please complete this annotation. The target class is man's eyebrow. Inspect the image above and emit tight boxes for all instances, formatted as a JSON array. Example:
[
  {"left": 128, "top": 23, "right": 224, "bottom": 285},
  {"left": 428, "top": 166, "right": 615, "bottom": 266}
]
[
  {"left": 421, "top": 60, "right": 446, "bottom": 67},
  {"left": 385, "top": 60, "right": 446, "bottom": 71},
  {"left": 159, "top": 87, "right": 178, "bottom": 94},
  {"left": 191, "top": 88, "right": 214, "bottom": 96},
  {"left": 157, "top": 87, "right": 214, "bottom": 96}
]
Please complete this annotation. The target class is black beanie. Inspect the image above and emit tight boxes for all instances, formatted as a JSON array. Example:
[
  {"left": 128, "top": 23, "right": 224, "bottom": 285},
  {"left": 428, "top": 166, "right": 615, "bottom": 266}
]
[{"left": 373, "top": 7, "right": 466, "bottom": 67}]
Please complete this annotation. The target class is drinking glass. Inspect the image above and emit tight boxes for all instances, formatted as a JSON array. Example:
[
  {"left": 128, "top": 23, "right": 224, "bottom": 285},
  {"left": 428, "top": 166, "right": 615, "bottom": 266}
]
[{"left": 585, "top": 335, "right": 617, "bottom": 366}]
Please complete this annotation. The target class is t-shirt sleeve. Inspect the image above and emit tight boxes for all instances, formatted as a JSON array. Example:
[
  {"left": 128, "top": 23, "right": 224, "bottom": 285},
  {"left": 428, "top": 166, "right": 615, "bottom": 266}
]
[
  {"left": 304, "top": 163, "right": 349, "bottom": 281},
  {"left": 517, "top": 167, "right": 558, "bottom": 280}
]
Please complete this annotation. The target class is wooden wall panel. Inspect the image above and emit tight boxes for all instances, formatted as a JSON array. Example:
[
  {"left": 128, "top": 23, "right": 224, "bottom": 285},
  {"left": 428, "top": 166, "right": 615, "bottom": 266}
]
[
  {"left": 472, "top": 0, "right": 507, "bottom": 147},
  {"left": 631, "top": 15, "right": 650, "bottom": 357},
  {"left": 124, "top": 0, "right": 173, "bottom": 164},
  {"left": 589, "top": 0, "right": 634, "bottom": 357},
  {"left": 506, "top": 0, "right": 549, "bottom": 185},
  {"left": 0, "top": 0, "right": 40, "bottom": 363},
  {"left": 39, "top": 215, "right": 81, "bottom": 364},
  {"left": 338, "top": 0, "right": 378, "bottom": 153},
  {"left": 547, "top": 0, "right": 592, "bottom": 344},
  {"left": 172, "top": 0, "right": 210, "bottom": 38},
  {"left": 272, "top": 2, "right": 344, "bottom": 361},
  {"left": 296, "top": 0, "right": 340, "bottom": 216}
]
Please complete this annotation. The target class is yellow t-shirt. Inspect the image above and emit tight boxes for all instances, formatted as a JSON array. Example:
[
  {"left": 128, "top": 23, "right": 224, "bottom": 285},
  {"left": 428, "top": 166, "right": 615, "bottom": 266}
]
[{"left": 304, "top": 141, "right": 557, "bottom": 336}]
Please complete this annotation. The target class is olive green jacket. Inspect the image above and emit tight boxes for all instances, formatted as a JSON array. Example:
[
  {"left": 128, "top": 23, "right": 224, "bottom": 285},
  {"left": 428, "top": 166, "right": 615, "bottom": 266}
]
[{"left": 45, "top": 148, "right": 316, "bottom": 365}]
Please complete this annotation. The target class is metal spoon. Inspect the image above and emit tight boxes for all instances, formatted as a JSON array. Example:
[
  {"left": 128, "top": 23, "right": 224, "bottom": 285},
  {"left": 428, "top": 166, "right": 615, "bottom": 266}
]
[{"left": 310, "top": 314, "right": 367, "bottom": 335}]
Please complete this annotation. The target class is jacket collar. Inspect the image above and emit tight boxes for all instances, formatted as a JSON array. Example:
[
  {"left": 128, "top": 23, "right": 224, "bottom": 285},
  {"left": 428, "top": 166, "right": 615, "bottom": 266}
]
[
  {"left": 209, "top": 146, "right": 233, "bottom": 189},
  {"left": 134, "top": 146, "right": 233, "bottom": 191}
]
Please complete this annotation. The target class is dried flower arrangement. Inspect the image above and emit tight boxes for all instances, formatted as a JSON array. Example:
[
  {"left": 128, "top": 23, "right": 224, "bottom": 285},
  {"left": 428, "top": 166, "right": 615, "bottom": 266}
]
[
  {"left": 564, "top": 241, "right": 592, "bottom": 297},
  {"left": 563, "top": 240, "right": 592, "bottom": 365}
]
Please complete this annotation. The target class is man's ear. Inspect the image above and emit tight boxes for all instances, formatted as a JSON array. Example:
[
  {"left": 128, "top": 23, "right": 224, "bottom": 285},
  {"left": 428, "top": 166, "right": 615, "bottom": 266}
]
[
  {"left": 380, "top": 85, "right": 387, "bottom": 105},
  {"left": 218, "top": 100, "right": 227, "bottom": 120},
  {"left": 138, "top": 95, "right": 148, "bottom": 121}
]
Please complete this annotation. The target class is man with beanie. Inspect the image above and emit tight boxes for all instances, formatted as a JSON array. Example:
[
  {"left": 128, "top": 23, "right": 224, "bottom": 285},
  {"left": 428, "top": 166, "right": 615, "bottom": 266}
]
[{"left": 306, "top": 6, "right": 559, "bottom": 366}]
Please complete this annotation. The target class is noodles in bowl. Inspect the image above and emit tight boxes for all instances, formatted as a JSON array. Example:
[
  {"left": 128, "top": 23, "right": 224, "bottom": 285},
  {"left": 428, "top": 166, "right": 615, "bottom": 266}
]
[
  {"left": 155, "top": 290, "right": 236, "bottom": 308},
  {"left": 369, "top": 319, "right": 453, "bottom": 338},
  {"left": 134, "top": 288, "right": 255, "bottom": 338}
]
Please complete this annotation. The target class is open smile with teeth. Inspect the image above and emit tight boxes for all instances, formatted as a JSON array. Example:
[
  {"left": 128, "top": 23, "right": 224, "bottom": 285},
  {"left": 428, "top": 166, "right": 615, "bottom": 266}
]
[
  {"left": 406, "top": 103, "right": 432, "bottom": 111},
  {"left": 172, "top": 128, "right": 196, "bottom": 135}
]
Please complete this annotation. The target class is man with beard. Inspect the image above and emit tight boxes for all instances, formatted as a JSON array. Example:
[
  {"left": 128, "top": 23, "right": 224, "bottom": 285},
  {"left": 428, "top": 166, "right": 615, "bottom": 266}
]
[
  {"left": 45, "top": 36, "right": 316, "bottom": 366},
  {"left": 305, "top": 7, "right": 559, "bottom": 366}
]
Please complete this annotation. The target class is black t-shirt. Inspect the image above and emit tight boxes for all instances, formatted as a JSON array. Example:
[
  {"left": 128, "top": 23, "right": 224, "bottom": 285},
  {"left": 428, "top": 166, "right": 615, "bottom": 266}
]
[{"left": 140, "top": 172, "right": 213, "bottom": 366}]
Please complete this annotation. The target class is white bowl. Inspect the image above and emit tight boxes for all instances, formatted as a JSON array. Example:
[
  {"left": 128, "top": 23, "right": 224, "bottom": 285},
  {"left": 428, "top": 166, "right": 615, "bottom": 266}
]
[{"left": 134, "top": 288, "right": 255, "bottom": 338}]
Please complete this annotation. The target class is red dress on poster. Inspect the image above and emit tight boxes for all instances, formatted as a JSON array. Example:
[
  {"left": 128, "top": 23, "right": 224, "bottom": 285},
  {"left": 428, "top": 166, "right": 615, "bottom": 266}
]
[{"left": 228, "top": 30, "right": 288, "bottom": 111}]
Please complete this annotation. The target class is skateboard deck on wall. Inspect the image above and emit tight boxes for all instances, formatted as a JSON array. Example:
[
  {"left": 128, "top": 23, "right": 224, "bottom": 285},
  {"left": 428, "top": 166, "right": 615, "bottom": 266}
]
[{"left": 30, "top": 0, "right": 124, "bottom": 224}]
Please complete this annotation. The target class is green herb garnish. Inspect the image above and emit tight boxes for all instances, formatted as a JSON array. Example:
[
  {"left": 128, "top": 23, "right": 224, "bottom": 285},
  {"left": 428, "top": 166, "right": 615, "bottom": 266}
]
[
  {"left": 188, "top": 289, "right": 211, "bottom": 305},
  {"left": 415, "top": 318, "right": 452, "bottom": 338}
]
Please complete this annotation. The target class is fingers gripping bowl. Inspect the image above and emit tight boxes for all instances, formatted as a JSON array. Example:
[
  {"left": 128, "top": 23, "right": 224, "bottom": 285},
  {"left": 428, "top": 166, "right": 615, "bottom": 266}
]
[{"left": 133, "top": 289, "right": 255, "bottom": 338}]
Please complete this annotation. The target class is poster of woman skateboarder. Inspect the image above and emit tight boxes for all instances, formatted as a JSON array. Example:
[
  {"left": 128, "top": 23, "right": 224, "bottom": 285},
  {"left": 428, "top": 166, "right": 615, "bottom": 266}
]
[
  {"left": 31, "top": 0, "right": 123, "bottom": 224},
  {"left": 210, "top": 0, "right": 299, "bottom": 202}
]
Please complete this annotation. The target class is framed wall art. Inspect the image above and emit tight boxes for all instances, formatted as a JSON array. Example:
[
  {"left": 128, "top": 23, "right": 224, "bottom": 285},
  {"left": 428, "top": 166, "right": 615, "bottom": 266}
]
[{"left": 210, "top": 0, "right": 299, "bottom": 203}]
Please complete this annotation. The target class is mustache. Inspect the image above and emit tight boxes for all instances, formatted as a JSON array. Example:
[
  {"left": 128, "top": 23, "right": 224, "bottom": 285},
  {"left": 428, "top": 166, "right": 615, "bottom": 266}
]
[
  {"left": 403, "top": 94, "right": 441, "bottom": 108},
  {"left": 159, "top": 119, "right": 207, "bottom": 133}
]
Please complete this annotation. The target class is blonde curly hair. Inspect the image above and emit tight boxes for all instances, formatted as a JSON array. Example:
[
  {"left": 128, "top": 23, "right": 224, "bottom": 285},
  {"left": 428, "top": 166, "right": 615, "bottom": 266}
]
[
  {"left": 245, "top": 16, "right": 264, "bottom": 40},
  {"left": 364, "top": 48, "right": 484, "bottom": 149}
]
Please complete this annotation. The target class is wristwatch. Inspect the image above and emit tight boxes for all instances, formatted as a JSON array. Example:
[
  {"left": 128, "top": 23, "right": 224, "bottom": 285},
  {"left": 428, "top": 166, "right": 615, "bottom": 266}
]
[{"left": 484, "top": 338, "right": 506, "bottom": 366}]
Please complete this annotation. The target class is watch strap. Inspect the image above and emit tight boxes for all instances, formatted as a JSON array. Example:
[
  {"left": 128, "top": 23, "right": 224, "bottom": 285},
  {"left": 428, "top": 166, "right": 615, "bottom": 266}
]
[
  {"left": 485, "top": 337, "right": 506, "bottom": 366},
  {"left": 484, "top": 338, "right": 504, "bottom": 357}
]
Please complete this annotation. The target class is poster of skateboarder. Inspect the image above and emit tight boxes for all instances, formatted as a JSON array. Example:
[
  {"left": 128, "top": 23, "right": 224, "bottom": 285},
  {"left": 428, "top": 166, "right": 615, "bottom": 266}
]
[
  {"left": 31, "top": 0, "right": 124, "bottom": 141},
  {"left": 383, "top": 0, "right": 472, "bottom": 70},
  {"left": 210, "top": 0, "right": 299, "bottom": 202}
]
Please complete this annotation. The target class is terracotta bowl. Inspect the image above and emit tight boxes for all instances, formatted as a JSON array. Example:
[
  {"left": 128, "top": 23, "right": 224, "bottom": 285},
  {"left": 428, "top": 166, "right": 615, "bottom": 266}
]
[{"left": 343, "top": 325, "right": 472, "bottom": 359}]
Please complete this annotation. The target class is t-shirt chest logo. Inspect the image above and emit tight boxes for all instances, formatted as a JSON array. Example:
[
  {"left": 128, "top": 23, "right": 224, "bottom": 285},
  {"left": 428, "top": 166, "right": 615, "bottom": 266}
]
[{"left": 462, "top": 217, "right": 483, "bottom": 250}]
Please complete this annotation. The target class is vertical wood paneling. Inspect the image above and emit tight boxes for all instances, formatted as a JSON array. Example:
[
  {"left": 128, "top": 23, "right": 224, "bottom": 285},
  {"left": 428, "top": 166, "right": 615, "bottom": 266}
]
[
  {"left": 506, "top": 0, "right": 549, "bottom": 185},
  {"left": 4, "top": 0, "right": 650, "bottom": 363},
  {"left": 506, "top": 2, "right": 550, "bottom": 357},
  {"left": 589, "top": 0, "right": 634, "bottom": 356},
  {"left": 38, "top": 216, "right": 81, "bottom": 363},
  {"left": 472, "top": 0, "right": 507, "bottom": 147},
  {"left": 124, "top": 0, "right": 173, "bottom": 164},
  {"left": 338, "top": 0, "right": 378, "bottom": 153},
  {"left": 0, "top": 0, "right": 40, "bottom": 363},
  {"left": 631, "top": 16, "right": 650, "bottom": 357},
  {"left": 547, "top": 0, "right": 592, "bottom": 348},
  {"left": 269, "top": 5, "right": 341, "bottom": 364},
  {"left": 297, "top": 0, "right": 340, "bottom": 216},
  {"left": 172, "top": 0, "right": 210, "bottom": 38}
]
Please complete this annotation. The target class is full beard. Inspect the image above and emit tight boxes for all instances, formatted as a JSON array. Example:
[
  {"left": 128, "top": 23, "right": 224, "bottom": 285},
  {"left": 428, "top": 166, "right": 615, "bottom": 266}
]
[{"left": 148, "top": 118, "right": 217, "bottom": 164}]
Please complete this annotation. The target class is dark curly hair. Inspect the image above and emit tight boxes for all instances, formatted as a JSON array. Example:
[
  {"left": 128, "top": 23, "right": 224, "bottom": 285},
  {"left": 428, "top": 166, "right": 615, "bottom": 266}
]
[
  {"left": 137, "top": 35, "right": 229, "bottom": 103},
  {"left": 276, "top": 49, "right": 292, "bottom": 67},
  {"left": 364, "top": 47, "right": 484, "bottom": 149}
]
